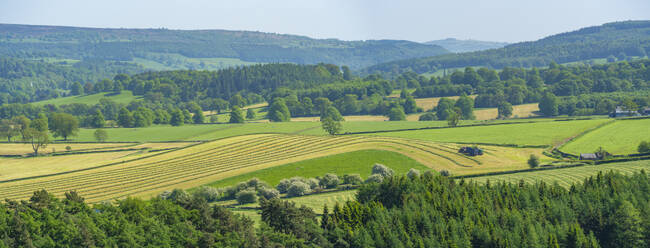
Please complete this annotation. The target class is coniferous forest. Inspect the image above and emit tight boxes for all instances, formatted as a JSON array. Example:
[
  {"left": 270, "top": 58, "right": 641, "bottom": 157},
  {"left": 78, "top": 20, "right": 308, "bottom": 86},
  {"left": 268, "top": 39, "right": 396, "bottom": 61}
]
[{"left": 0, "top": 171, "right": 647, "bottom": 247}]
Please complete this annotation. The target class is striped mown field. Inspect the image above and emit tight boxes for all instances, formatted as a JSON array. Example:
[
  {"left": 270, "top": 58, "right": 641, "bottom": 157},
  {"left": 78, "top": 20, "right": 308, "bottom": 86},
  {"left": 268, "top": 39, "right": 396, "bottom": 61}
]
[
  {"left": 0, "top": 134, "right": 543, "bottom": 203},
  {"left": 469, "top": 160, "right": 650, "bottom": 188}
]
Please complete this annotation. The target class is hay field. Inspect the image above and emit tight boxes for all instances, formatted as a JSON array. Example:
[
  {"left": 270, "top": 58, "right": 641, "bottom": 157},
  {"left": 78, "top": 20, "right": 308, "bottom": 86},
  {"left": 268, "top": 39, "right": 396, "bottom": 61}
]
[{"left": 0, "top": 134, "right": 545, "bottom": 203}]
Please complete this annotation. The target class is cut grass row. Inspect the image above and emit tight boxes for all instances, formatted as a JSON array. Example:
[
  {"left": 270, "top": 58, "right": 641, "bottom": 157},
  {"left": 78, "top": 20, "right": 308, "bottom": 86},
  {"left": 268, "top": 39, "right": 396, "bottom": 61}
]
[
  {"left": 469, "top": 160, "right": 650, "bottom": 188},
  {"left": 0, "top": 134, "right": 540, "bottom": 203}
]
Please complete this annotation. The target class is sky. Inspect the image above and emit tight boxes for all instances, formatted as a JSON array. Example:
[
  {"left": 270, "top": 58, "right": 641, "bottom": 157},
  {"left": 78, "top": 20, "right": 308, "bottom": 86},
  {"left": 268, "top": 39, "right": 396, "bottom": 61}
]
[{"left": 1, "top": 0, "right": 649, "bottom": 43}]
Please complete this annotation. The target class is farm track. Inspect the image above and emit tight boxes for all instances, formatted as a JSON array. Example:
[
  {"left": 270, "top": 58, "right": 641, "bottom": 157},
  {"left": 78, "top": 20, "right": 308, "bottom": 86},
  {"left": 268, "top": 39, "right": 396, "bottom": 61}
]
[{"left": 0, "top": 134, "right": 510, "bottom": 203}]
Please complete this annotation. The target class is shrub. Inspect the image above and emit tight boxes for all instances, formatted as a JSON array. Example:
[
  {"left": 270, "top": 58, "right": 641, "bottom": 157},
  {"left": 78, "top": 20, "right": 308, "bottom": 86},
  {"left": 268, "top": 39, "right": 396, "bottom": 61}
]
[
  {"left": 246, "top": 178, "right": 269, "bottom": 190},
  {"left": 65, "top": 146, "right": 72, "bottom": 151},
  {"left": 167, "top": 189, "right": 191, "bottom": 204},
  {"left": 319, "top": 173, "right": 340, "bottom": 189},
  {"left": 306, "top": 178, "right": 320, "bottom": 190},
  {"left": 439, "top": 170, "right": 451, "bottom": 177},
  {"left": 638, "top": 141, "right": 650, "bottom": 153},
  {"left": 365, "top": 174, "right": 384, "bottom": 184},
  {"left": 258, "top": 187, "right": 280, "bottom": 200},
  {"left": 372, "top": 164, "right": 394, "bottom": 178},
  {"left": 343, "top": 174, "right": 363, "bottom": 185},
  {"left": 407, "top": 168, "right": 421, "bottom": 179},
  {"left": 224, "top": 182, "right": 250, "bottom": 199},
  {"left": 276, "top": 179, "right": 292, "bottom": 193},
  {"left": 528, "top": 155, "right": 540, "bottom": 168},
  {"left": 236, "top": 190, "right": 258, "bottom": 204},
  {"left": 418, "top": 112, "right": 436, "bottom": 121},
  {"left": 287, "top": 181, "right": 311, "bottom": 197},
  {"left": 192, "top": 186, "right": 221, "bottom": 202}
]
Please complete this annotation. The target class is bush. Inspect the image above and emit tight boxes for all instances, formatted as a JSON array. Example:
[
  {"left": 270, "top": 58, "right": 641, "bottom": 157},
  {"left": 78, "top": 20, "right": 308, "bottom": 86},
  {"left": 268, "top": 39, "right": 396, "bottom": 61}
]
[
  {"left": 65, "top": 146, "right": 72, "bottom": 151},
  {"left": 319, "top": 173, "right": 340, "bottom": 189},
  {"left": 224, "top": 182, "right": 250, "bottom": 199},
  {"left": 166, "top": 189, "right": 191, "bottom": 204},
  {"left": 528, "top": 155, "right": 540, "bottom": 168},
  {"left": 306, "top": 178, "right": 320, "bottom": 190},
  {"left": 372, "top": 164, "right": 394, "bottom": 178},
  {"left": 418, "top": 112, "right": 436, "bottom": 121},
  {"left": 246, "top": 178, "right": 269, "bottom": 190},
  {"left": 343, "top": 174, "right": 363, "bottom": 185},
  {"left": 276, "top": 179, "right": 292, "bottom": 193},
  {"left": 439, "top": 170, "right": 451, "bottom": 177},
  {"left": 236, "top": 190, "right": 258, "bottom": 204},
  {"left": 638, "top": 141, "right": 650, "bottom": 153},
  {"left": 407, "top": 168, "right": 421, "bottom": 179},
  {"left": 365, "top": 174, "right": 384, "bottom": 184},
  {"left": 192, "top": 186, "right": 221, "bottom": 202},
  {"left": 257, "top": 187, "right": 280, "bottom": 200},
  {"left": 287, "top": 181, "right": 311, "bottom": 197}
]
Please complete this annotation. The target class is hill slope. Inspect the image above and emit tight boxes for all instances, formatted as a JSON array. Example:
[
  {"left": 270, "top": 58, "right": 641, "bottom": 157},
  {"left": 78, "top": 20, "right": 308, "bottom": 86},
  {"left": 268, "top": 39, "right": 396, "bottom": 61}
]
[
  {"left": 425, "top": 38, "right": 509, "bottom": 53},
  {"left": 363, "top": 21, "right": 650, "bottom": 76},
  {"left": 0, "top": 23, "right": 449, "bottom": 70}
]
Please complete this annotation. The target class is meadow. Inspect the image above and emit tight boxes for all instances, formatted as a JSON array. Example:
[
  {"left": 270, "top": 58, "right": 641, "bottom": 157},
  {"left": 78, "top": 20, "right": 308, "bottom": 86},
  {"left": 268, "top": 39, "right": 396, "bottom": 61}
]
[
  {"left": 33, "top": 90, "right": 139, "bottom": 106},
  {"left": 206, "top": 149, "right": 429, "bottom": 188},
  {"left": 363, "top": 118, "right": 611, "bottom": 146},
  {"left": 560, "top": 118, "right": 650, "bottom": 155}
]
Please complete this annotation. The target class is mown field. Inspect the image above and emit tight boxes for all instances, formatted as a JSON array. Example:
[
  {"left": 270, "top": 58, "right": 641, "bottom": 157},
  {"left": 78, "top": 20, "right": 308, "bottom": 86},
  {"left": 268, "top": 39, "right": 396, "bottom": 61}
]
[
  {"left": 470, "top": 160, "right": 650, "bottom": 188},
  {"left": 33, "top": 90, "right": 139, "bottom": 106},
  {"left": 0, "top": 133, "right": 544, "bottom": 203},
  {"left": 560, "top": 118, "right": 650, "bottom": 155},
  {"left": 363, "top": 119, "right": 611, "bottom": 146},
  {"left": 207, "top": 149, "right": 429, "bottom": 188}
]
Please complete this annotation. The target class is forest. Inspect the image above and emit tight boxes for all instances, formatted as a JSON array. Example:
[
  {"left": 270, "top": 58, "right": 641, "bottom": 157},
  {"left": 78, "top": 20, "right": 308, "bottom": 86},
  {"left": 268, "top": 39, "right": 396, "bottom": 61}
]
[
  {"left": 363, "top": 21, "right": 650, "bottom": 77},
  {"left": 0, "top": 171, "right": 647, "bottom": 247}
]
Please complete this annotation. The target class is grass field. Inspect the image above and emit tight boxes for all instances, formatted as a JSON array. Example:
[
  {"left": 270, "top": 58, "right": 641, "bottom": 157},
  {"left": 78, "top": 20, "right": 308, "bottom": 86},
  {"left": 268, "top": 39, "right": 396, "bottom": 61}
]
[
  {"left": 560, "top": 118, "right": 650, "bottom": 155},
  {"left": 207, "top": 149, "right": 429, "bottom": 188},
  {"left": 470, "top": 160, "right": 650, "bottom": 188},
  {"left": 363, "top": 119, "right": 610, "bottom": 146},
  {"left": 0, "top": 133, "right": 545, "bottom": 203},
  {"left": 33, "top": 90, "right": 139, "bottom": 106}
]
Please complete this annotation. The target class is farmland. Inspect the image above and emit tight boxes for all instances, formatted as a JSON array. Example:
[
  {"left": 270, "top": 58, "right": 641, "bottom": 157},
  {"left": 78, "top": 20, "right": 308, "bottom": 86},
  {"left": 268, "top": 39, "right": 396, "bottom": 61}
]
[
  {"left": 469, "top": 160, "right": 650, "bottom": 188},
  {"left": 207, "top": 149, "right": 429, "bottom": 188},
  {"left": 560, "top": 118, "right": 650, "bottom": 155},
  {"left": 362, "top": 118, "right": 611, "bottom": 146},
  {"left": 0, "top": 133, "right": 545, "bottom": 203}
]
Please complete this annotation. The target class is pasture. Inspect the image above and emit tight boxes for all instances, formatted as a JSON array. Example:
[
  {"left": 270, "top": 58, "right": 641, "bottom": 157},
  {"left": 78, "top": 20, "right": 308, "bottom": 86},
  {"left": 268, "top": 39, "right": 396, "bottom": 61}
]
[
  {"left": 0, "top": 142, "right": 133, "bottom": 156},
  {"left": 33, "top": 90, "right": 138, "bottom": 106},
  {"left": 560, "top": 118, "right": 650, "bottom": 155},
  {"left": 0, "top": 133, "right": 544, "bottom": 203},
  {"left": 363, "top": 118, "right": 610, "bottom": 146},
  {"left": 207, "top": 149, "right": 429, "bottom": 188},
  {"left": 473, "top": 103, "right": 540, "bottom": 120},
  {"left": 469, "top": 160, "right": 650, "bottom": 188}
]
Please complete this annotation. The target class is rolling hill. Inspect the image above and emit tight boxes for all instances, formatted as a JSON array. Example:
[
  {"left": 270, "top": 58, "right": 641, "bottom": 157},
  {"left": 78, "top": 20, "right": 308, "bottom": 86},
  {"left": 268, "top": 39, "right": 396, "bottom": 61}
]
[
  {"left": 425, "top": 38, "right": 509, "bottom": 53},
  {"left": 0, "top": 23, "right": 449, "bottom": 70},
  {"left": 363, "top": 21, "right": 650, "bottom": 77}
]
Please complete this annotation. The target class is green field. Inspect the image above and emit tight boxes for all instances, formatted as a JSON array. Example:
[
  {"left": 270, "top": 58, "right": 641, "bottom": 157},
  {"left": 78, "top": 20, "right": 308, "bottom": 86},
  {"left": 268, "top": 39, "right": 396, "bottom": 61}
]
[
  {"left": 560, "top": 118, "right": 650, "bottom": 155},
  {"left": 363, "top": 119, "right": 611, "bottom": 146},
  {"left": 206, "top": 149, "right": 429, "bottom": 188},
  {"left": 33, "top": 90, "right": 139, "bottom": 106},
  {"left": 470, "top": 160, "right": 650, "bottom": 188}
]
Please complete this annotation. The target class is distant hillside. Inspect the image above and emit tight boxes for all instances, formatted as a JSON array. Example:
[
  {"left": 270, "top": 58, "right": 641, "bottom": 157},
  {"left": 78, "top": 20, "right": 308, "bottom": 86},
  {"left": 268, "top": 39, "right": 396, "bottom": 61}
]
[
  {"left": 0, "top": 23, "right": 449, "bottom": 70},
  {"left": 363, "top": 21, "right": 650, "bottom": 77},
  {"left": 425, "top": 38, "right": 508, "bottom": 53}
]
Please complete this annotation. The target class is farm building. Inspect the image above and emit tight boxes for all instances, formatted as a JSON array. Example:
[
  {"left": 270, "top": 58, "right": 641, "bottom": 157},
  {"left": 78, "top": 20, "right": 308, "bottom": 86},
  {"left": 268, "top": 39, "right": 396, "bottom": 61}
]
[
  {"left": 610, "top": 106, "right": 648, "bottom": 117},
  {"left": 459, "top": 146, "right": 483, "bottom": 156},
  {"left": 579, "top": 153, "right": 601, "bottom": 160}
]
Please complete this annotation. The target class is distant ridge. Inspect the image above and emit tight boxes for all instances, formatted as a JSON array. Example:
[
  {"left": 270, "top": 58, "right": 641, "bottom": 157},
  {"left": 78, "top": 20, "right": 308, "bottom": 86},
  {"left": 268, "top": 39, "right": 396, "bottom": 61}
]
[
  {"left": 0, "top": 23, "right": 449, "bottom": 70},
  {"left": 425, "top": 38, "right": 509, "bottom": 53},
  {"left": 362, "top": 20, "right": 650, "bottom": 77}
]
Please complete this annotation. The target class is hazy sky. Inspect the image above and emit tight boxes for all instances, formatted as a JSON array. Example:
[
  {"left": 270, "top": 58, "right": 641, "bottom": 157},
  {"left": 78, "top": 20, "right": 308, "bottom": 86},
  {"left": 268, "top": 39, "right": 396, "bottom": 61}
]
[{"left": 1, "top": 0, "right": 649, "bottom": 43}]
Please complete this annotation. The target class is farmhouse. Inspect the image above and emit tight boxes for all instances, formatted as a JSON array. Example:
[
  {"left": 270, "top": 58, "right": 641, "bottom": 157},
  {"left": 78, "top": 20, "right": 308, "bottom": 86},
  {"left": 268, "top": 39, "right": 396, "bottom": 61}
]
[{"left": 459, "top": 146, "right": 483, "bottom": 156}]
